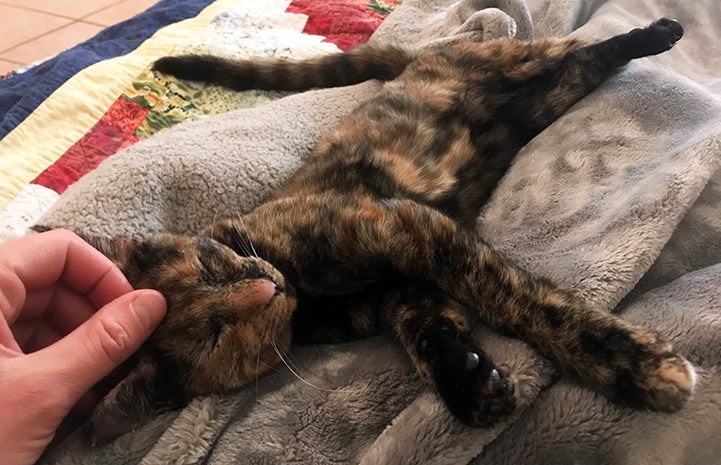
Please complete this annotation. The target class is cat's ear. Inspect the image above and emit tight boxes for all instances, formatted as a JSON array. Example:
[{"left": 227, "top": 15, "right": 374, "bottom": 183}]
[{"left": 87, "top": 355, "right": 180, "bottom": 445}]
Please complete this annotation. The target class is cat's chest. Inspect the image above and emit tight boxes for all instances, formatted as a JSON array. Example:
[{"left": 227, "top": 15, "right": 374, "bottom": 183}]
[{"left": 241, "top": 197, "right": 398, "bottom": 294}]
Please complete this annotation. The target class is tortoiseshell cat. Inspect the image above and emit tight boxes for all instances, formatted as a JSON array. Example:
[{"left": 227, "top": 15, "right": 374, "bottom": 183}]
[{"left": 69, "top": 19, "right": 694, "bottom": 443}]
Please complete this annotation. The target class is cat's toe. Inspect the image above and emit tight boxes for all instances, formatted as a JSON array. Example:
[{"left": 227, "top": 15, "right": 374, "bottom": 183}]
[
  {"left": 623, "top": 18, "right": 683, "bottom": 59},
  {"left": 608, "top": 332, "right": 696, "bottom": 412},
  {"left": 643, "top": 18, "right": 683, "bottom": 54},
  {"left": 631, "top": 352, "right": 696, "bottom": 412},
  {"left": 422, "top": 323, "right": 516, "bottom": 426},
  {"left": 466, "top": 368, "right": 516, "bottom": 427},
  {"left": 435, "top": 347, "right": 516, "bottom": 427},
  {"left": 580, "top": 326, "right": 695, "bottom": 413},
  {"left": 653, "top": 18, "right": 684, "bottom": 44}
]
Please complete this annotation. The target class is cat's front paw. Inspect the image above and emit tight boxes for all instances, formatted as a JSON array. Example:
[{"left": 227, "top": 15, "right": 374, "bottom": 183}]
[
  {"left": 624, "top": 18, "right": 683, "bottom": 59},
  {"left": 592, "top": 328, "right": 696, "bottom": 412},
  {"left": 427, "top": 326, "right": 516, "bottom": 426},
  {"left": 620, "top": 346, "right": 696, "bottom": 412},
  {"left": 448, "top": 362, "right": 516, "bottom": 427}
]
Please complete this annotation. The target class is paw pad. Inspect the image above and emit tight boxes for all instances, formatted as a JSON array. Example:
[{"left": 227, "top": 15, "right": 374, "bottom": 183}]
[{"left": 654, "top": 18, "right": 683, "bottom": 43}]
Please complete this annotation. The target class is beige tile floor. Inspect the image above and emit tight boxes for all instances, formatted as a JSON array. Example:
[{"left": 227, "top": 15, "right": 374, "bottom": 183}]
[{"left": 0, "top": 0, "right": 160, "bottom": 75}]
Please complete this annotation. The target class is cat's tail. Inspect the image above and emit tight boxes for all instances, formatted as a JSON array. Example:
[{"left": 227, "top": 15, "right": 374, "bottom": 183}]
[{"left": 152, "top": 44, "right": 414, "bottom": 91}]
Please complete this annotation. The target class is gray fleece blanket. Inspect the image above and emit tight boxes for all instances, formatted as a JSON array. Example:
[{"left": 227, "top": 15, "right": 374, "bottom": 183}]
[{"left": 39, "top": 0, "right": 721, "bottom": 464}]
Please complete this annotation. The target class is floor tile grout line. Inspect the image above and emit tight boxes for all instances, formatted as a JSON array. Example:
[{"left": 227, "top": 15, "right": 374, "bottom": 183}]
[
  {"left": 0, "top": 0, "right": 129, "bottom": 26},
  {"left": 0, "top": 15, "right": 121, "bottom": 58},
  {"left": 0, "top": 21, "right": 76, "bottom": 55},
  {"left": 0, "top": 20, "right": 110, "bottom": 65},
  {"left": 0, "top": 0, "right": 149, "bottom": 64},
  {"left": 1, "top": 20, "right": 111, "bottom": 60},
  {"left": 78, "top": 0, "right": 138, "bottom": 25},
  {"left": 80, "top": 19, "right": 113, "bottom": 28},
  {"left": 0, "top": 57, "right": 24, "bottom": 65},
  {"left": 0, "top": 2, "right": 82, "bottom": 22}
]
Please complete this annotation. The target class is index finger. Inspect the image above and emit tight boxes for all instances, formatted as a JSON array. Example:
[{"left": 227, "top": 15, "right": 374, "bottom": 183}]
[{"left": 0, "top": 230, "right": 133, "bottom": 324}]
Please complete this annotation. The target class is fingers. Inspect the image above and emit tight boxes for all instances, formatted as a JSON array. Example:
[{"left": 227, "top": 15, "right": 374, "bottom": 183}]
[
  {"left": 11, "top": 320, "right": 63, "bottom": 353},
  {"left": 63, "top": 233, "right": 134, "bottom": 307},
  {"left": 15, "top": 285, "right": 96, "bottom": 347},
  {"left": 0, "top": 265, "right": 27, "bottom": 327},
  {"left": 0, "top": 319, "right": 21, "bottom": 353},
  {"left": 0, "top": 230, "right": 132, "bottom": 326},
  {"left": 29, "top": 290, "right": 166, "bottom": 402}
]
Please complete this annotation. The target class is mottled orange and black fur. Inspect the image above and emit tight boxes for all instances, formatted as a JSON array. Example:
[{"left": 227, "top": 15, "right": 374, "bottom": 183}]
[{"left": 70, "top": 19, "right": 694, "bottom": 443}]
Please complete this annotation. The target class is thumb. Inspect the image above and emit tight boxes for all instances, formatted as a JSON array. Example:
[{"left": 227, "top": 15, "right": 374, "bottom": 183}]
[{"left": 34, "top": 290, "right": 166, "bottom": 401}]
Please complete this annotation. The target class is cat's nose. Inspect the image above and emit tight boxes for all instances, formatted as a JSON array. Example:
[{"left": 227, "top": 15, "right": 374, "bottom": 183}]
[
  {"left": 231, "top": 279, "right": 278, "bottom": 313},
  {"left": 249, "top": 279, "right": 278, "bottom": 307},
  {"left": 485, "top": 369, "right": 515, "bottom": 396}
]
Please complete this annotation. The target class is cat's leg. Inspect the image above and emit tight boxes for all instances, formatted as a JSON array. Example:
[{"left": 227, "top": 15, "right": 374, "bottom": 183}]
[
  {"left": 588, "top": 17, "right": 683, "bottom": 62},
  {"left": 208, "top": 198, "right": 695, "bottom": 413},
  {"left": 381, "top": 284, "right": 515, "bottom": 426},
  {"left": 561, "top": 18, "right": 683, "bottom": 92},
  {"left": 505, "top": 18, "right": 684, "bottom": 129},
  {"left": 289, "top": 281, "right": 515, "bottom": 426},
  {"left": 287, "top": 279, "right": 515, "bottom": 425},
  {"left": 369, "top": 200, "right": 695, "bottom": 413}
]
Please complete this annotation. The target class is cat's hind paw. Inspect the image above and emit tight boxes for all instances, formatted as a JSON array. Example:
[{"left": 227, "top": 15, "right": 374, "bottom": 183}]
[{"left": 624, "top": 18, "right": 684, "bottom": 59}]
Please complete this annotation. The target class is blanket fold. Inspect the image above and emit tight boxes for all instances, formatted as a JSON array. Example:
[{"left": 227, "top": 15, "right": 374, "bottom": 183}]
[{"left": 39, "top": 0, "right": 721, "bottom": 464}]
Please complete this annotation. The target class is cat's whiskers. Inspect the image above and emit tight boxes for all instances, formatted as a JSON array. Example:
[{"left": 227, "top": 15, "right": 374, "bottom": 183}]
[
  {"left": 205, "top": 212, "right": 254, "bottom": 258},
  {"left": 230, "top": 226, "right": 253, "bottom": 257},
  {"left": 270, "top": 339, "right": 360, "bottom": 394},
  {"left": 223, "top": 213, "right": 254, "bottom": 258},
  {"left": 205, "top": 210, "right": 221, "bottom": 239},
  {"left": 234, "top": 211, "right": 258, "bottom": 258},
  {"left": 255, "top": 344, "right": 261, "bottom": 402}
]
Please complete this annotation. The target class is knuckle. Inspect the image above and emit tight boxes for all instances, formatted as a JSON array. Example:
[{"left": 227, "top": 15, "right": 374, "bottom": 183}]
[{"left": 95, "top": 318, "right": 132, "bottom": 364}]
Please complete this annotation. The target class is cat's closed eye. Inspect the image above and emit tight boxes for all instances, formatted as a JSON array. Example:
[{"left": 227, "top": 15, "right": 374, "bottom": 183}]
[{"left": 208, "top": 313, "right": 238, "bottom": 349}]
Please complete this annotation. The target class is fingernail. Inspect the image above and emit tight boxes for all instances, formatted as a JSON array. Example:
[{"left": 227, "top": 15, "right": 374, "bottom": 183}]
[{"left": 131, "top": 291, "right": 167, "bottom": 330}]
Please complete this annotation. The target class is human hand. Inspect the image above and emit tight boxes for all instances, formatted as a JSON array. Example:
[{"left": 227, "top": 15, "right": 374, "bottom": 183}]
[{"left": 0, "top": 230, "right": 167, "bottom": 465}]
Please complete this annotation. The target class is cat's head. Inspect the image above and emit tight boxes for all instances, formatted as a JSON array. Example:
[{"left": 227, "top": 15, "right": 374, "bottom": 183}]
[{"left": 82, "top": 233, "right": 296, "bottom": 444}]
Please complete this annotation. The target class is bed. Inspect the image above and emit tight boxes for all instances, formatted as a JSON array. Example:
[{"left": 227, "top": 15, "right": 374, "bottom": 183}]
[{"left": 2, "top": 0, "right": 721, "bottom": 464}]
